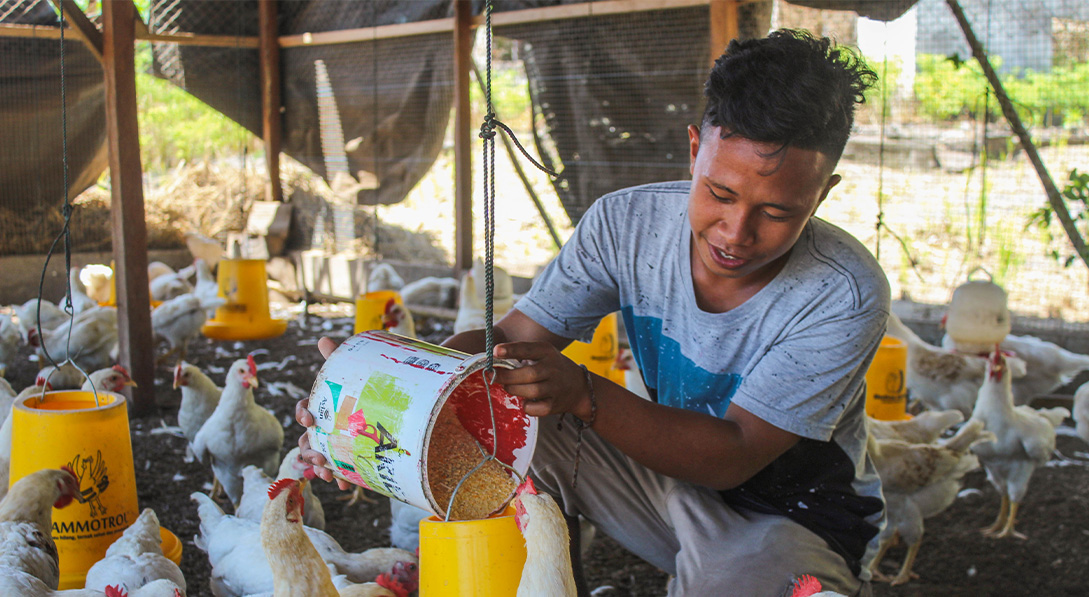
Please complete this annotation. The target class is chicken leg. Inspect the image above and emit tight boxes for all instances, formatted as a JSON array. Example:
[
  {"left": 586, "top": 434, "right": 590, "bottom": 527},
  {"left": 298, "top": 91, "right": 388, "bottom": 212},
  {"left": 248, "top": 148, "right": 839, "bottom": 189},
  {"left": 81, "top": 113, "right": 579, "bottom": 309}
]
[
  {"left": 991, "top": 500, "right": 1028, "bottom": 540},
  {"left": 981, "top": 494, "right": 1010, "bottom": 536},
  {"left": 889, "top": 540, "right": 923, "bottom": 586}
]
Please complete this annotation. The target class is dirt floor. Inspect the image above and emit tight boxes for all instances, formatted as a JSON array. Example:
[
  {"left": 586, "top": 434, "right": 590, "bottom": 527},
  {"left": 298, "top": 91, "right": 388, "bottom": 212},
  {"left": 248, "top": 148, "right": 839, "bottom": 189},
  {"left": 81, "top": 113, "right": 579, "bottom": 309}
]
[{"left": 5, "top": 306, "right": 1089, "bottom": 597}]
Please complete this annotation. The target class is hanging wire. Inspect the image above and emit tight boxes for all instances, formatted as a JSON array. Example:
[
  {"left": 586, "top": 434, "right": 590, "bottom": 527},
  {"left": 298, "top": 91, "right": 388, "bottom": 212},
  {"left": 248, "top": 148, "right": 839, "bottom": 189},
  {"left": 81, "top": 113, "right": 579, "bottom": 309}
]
[
  {"left": 372, "top": 3, "right": 381, "bottom": 257},
  {"left": 34, "top": 6, "right": 97, "bottom": 405}
]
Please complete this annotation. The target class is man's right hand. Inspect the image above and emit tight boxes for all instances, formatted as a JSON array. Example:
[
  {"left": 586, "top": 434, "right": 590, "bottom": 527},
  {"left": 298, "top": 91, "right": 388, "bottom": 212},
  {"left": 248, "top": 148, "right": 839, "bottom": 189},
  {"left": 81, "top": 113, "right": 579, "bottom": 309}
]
[{"left": 296, "top": 336, "right": 351, "bottom": 491}]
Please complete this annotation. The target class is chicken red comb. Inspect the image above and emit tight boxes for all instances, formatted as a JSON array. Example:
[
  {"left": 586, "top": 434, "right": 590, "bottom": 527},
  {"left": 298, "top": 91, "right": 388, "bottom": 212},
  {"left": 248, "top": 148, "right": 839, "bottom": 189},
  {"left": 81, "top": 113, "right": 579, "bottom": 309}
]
[
  {"left": 247, "top": 354, "right": 257, "bottom": 377},
  {"left": 60, "top": 465, "right": 77, "bottom": 480},
  {"left": 104, "top": 584, "right": 127, "bottom": 597},
  {"left": 376, "top": 572, "right": 409, "bottom": 597},
  {"left": 384, "top": 298, "right": 396, "bottom": 313},
  {"left": 112, "top": 364, "right": 131, "bottom": 377},
  {"left": 516, "top": 476, "right": 537, "bottom": 496},
  {"left": 268, "top": 477, "right": 296, "bottom": 501},
  {"left": 790, "top": 574, "right": 822, "bottom": 597}
]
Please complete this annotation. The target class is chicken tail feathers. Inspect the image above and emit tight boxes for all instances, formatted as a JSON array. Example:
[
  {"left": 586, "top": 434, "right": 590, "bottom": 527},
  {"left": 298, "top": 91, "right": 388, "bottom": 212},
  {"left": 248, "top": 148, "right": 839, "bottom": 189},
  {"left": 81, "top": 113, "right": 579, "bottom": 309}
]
[
  {"left": 190, "top": 491, "right": 225, "bottom": 551},
  {"left": 942, "top": 419, "right": 995, "bottom": 453}
]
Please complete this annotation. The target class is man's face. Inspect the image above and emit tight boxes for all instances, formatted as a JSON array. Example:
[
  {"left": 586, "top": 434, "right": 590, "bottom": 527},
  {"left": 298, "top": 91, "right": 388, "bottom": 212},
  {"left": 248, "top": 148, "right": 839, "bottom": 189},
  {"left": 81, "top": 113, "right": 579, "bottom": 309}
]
[{"left": 687, "top": 125, "right": 840, "bottom": 306}]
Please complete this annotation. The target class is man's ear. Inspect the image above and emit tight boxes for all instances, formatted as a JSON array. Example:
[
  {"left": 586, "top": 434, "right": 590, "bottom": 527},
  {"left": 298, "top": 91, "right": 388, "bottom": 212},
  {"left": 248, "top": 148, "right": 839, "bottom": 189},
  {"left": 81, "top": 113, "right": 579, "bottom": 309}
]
[
  {"left": 688, "top": 124, "right": 701, "bottom": 176},
  {"left": 814, "top": 173, "right": 841, "bottom": 213}
]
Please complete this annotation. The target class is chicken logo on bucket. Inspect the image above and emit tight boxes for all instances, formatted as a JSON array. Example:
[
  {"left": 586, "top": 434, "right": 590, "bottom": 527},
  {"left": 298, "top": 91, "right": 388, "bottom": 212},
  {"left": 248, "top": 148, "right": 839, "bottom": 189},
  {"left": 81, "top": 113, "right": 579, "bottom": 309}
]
[{"left": 53, "top": 450, "right": 130, "bottom": 538}]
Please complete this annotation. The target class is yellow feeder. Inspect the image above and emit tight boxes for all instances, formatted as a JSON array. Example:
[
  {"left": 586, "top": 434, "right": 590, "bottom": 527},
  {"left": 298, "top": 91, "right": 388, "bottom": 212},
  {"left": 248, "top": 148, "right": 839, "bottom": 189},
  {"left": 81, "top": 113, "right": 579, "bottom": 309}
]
[
  {"left": 201, "top": 258, "right": 288, "bottom": 341},
  {"left": 354, "top": 290, "right": 404, "bottom": 334},
  {"left": 418, "top": 507, "right": 525, "bottom": 596},
  {"left": 562, "top": 312, "right": 618, "bottom": 378},
  {"left": 10, "top": 390, "right": 182, "bottom": 589},
  {"left": 865, "top": 336, "right": 911, "bottom": 421}
]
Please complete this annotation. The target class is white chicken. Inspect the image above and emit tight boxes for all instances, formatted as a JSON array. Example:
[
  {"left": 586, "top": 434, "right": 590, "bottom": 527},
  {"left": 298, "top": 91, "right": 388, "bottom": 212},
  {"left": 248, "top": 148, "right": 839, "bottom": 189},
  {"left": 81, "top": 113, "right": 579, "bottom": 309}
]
[
  {"left": 191, "top": 356, "right": 283, "bottom": 507},
  {"left": 399, "top": 276, "right": 459, "bottom": 308},
  {"left": 12, "top": 298, "right": 69, "bottom": 343},
  {"left": 512, "top": 476, "right": 577, "bottom": 597},
  {"left": 186, "top": 232, "right": 226, "bottom": 271},
  {"left": 0, "top": 467, "right": 83, "bottom": 588},
  {"left": 151, "top": 293, "right": 225, "bottom": 365},
  {"left": 367, "top": 263, "right": 404, "bottom": 293},
  {"left": 944, "top": 332, "right": 1089, "bottom": 406},
  {"left": 149, "top": 270, "right": 193, "bottom": 303},
  {"left": 36, "top": 363, "right": 87, "bottom": 390},
  {"left": 381, "top": 300, "right": 416, "bottom": 340},
  {"left": 173, "top": 361, "right": 221, "bottom": 464},
  {"left": 28, "top": 307, "right": 119, "bottom": 373},
  {"left": 258, "top": 479, "right": 412, "bottom": 597},
  {"left": 235, "top": 448, "right": 325, "bottom": 530},
  {"left": 867, "top": 409, "right": 964, "bottom": 444},
  {"left": 453, "top": 259, "right": 514, "bottom": 335},
  {"left": 192, "top": 259, "right": 222, "bottom": 319},
  {"left": 867, "top": 420, "right": 994, "bottom": 585},
  {"left": 66, "top": 269, "right": 100, "bottom": 314},
  {"left": 191, "top": 490, "right": 416, "bottom": 596},
  {"left": 147, "top": 262, "right": 177, "bottom": 284},
  {"left": 0, "top": 383, "right": 56, "bottom": 502},
  {"left": 970, "top": 349, "right": 1068, "bottom": 539},
  {"left": 885, "top": 313, "right": 1025, "bottom": 417},
  {"left": 83, "top": 508, "right": 186, "bottom": 594},
  {"left": 1074, "top": 380, "right": 1089, "bottom": 445},
  {"left": 0, "top": 314, "right": 19, "bottom": 378}
]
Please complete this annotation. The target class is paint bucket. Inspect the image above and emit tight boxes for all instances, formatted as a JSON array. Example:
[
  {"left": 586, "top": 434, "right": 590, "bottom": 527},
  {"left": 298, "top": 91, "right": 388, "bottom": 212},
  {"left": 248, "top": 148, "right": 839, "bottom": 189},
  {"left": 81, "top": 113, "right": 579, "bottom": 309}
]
[
  {"left": 10, "top": 390, "right": 141, "bottom": 589},
  {"left": 562, "top": 312, "right": 618, "bottom": 378},
  {"left": 354, "top": 290, "right": 404, "bottom": 334},
  {"left": 201, "top": 258, "right": 287, "bottom": 341},
  {"left": 865, "top": 336, "right": 911, "bottom": 421},
  {"left": 417, "top": 506, "right": 525, "bottom": 596},
  {"left": 306, "top": 330, "right": 537, "bottom": 519}
]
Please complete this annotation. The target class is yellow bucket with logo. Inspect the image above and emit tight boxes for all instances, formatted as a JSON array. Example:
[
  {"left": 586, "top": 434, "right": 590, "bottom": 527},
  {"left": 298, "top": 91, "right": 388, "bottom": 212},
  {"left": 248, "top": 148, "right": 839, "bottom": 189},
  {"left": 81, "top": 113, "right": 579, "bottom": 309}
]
[
  {"left": 10, "top": 390, "right": 140, "bottom": 589},
  {"left": 418, "top": 506, "right": 525, "bottom": 596},
  {"left": 563, "top": 312, "right": 618, "bottom": 378},
  {"left": 354, "top": 290, "right": 404, "bottom": 334},
  {"left": 865, "top": 336, "right": 911, "bottom": 421},
  {"left": 201, "top": 258, "right": 287, "bottom": 340}
]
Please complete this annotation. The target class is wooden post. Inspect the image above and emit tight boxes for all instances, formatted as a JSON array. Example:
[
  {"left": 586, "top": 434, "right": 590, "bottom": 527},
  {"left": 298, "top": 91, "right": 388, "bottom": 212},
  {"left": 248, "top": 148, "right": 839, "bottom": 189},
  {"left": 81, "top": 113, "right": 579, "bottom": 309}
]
[
  {"left": 49, "top": 0, "right": 103, "bottom": 64},
  {"left": 453, "top": 0, "right": 474, "bottom": 274},
  {"left": 258, "top": 0, "right": 283, "bottom": 202},
  {"left": 709, "top": 0, "right": 738, "bottom": 65},
  {"left": 102, "top": 0, "right": 156, "bottom": 417}
]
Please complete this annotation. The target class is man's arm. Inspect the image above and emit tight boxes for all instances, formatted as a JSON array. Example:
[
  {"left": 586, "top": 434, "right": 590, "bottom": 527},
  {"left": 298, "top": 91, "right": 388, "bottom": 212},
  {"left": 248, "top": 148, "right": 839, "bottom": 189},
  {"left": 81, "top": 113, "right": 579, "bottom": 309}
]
[{"left": 493, "top": 340, "right": 800, "bottom": 490}]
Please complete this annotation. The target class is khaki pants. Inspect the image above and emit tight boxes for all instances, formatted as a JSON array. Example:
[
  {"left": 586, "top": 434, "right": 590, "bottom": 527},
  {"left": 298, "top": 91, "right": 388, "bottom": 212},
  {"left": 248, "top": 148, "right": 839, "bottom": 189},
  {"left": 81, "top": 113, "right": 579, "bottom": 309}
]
[{"left": 529, "top": 415, "right": 870, "bottom": 597}]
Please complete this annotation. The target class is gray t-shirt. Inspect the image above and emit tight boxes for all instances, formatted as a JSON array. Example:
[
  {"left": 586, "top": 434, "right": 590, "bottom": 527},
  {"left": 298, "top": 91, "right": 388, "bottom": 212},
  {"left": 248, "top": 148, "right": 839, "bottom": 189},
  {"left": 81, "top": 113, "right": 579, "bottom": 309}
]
[{"left": 517, "top": 180, "right": 890, "bottom": 572}]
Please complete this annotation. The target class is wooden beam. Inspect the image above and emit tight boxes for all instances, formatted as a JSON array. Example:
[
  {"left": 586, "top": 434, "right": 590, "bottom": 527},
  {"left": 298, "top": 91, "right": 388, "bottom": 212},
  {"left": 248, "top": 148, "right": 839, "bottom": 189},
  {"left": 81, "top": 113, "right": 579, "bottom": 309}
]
[
  {"left": 49, "top": 0, "right": 104, "bottom": 63},
  {"left": 453, "top": 0, "right": 473, "bottom": 274},
  {"left": 102, "top": 0, "right": 156, "bottom": 417},
  {"left": 279, "top": 18, "right": 455, "bottom": 48},
  {"left": 709, "top": 0, "right": 738, "bottom": 65},
  {"left": 258, "top": 0, "right": 283, "bottom": 202},
  {"left": 481, "top": 0, "right": 720, "bottom": 27},
  {"left": 138, "top": 31, "right": 260, "bottom": 48}
]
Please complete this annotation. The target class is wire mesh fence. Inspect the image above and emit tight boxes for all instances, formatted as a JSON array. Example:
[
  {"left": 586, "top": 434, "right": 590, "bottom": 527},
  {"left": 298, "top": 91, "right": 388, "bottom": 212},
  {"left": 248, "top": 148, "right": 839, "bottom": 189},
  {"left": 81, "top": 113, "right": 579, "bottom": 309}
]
[{"left": 1, "top": 0, "right": 1089, "bottom": 322}]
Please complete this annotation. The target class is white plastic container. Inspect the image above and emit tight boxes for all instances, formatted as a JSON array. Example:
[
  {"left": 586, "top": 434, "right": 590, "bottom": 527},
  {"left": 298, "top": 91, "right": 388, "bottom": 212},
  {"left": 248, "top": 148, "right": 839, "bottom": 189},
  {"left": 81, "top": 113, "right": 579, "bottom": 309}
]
[{"left": 306, "top": 330, "right": 537, "bottom": 516}]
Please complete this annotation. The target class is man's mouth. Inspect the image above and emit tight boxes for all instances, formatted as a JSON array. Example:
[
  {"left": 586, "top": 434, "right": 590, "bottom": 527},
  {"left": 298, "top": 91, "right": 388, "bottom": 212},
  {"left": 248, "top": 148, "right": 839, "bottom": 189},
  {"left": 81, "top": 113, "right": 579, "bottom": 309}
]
[{"left": 709, "top": 244, "right": 747, "bottom": 269}]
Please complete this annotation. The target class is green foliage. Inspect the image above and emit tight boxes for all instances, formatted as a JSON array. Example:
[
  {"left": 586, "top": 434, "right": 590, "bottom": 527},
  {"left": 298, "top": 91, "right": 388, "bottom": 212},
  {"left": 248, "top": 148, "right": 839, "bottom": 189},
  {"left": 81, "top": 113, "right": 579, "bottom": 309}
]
[
  {"left": 1026, "top": 168, "right": 1089, "bottom": 268},
  {"left": 134, "top": 43, "right": 257, "bottom": 172},
  {"left": 914, "top": 54, "right": 1089, "bottom": 127},
  {"left": 471, "top": 61, "right": 532, "bottom": 131}
]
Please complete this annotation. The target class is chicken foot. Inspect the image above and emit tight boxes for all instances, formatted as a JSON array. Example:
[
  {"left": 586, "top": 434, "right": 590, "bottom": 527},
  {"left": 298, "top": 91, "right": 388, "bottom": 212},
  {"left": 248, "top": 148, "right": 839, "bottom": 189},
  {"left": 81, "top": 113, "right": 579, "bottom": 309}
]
[
  {"left": 336, "top": 485, "right": 379, "bottom": 506},
  {"left": 990, "top": 500, "right": 1028, "bottom": 540},
  {"left": 888, "top": 540, "right": 923, "bottom": 586},
  {"left": 981, "top": 494, "right": 1010, "bottom": 536},
  {"left": 867, "top": 533, "right": 898, "bottom": 583}
]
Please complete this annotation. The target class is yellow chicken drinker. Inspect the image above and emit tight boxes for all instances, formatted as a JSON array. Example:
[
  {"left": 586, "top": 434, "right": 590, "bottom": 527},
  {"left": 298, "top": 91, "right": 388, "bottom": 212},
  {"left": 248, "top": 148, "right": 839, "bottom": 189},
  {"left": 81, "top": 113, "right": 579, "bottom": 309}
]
[
  {"left": 865, "top": 336, "right": 911, "bottom": 421},
  {"left": 354, "top": 290, "right": 404, "bottom": 334},
  {"left": 418, "top": 506, "right": 526, "bottom": 596},
  {"left": 563, "top": 312, "right": 619, "bottom": 378},
  {"left": 9, "top": 389, "right": 182, "bottom": 588},
  {"left": 201, "top": 258, "right": 288, "bottom": 341}
]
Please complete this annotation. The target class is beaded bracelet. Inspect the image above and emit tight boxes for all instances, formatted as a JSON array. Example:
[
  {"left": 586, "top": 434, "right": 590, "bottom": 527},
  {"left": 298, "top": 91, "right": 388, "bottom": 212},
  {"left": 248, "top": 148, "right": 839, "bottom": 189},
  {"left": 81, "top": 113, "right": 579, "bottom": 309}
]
[{"left": 569, "top": 363, "right": 596, "bottom": 488}]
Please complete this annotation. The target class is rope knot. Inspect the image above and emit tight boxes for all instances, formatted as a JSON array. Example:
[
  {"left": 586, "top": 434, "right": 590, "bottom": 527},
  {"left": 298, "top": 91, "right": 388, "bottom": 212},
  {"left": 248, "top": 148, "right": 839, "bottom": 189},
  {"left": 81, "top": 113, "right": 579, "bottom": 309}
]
[{"left": 478, "top": 112, "right": 497, "bottom": 140}]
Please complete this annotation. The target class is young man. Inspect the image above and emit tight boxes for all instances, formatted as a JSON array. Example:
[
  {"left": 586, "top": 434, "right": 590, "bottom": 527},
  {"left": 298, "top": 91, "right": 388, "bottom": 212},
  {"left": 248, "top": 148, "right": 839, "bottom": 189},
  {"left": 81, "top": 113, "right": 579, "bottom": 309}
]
[{"left": 299, "top": 29, "right": 886, "bottom": 596}]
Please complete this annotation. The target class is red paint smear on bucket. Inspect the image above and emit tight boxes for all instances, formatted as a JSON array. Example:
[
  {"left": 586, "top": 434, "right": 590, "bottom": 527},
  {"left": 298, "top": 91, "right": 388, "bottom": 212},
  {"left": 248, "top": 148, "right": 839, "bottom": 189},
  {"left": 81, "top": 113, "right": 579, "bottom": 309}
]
[{"left": 445, "top": 371, "right": 528, "bottom": 467}]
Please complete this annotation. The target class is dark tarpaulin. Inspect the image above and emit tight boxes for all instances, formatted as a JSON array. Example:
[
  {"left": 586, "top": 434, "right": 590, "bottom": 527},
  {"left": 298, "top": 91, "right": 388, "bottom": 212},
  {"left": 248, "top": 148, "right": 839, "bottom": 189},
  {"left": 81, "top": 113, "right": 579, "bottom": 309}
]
[
  {"left": 0, "top": 0, "right": 105, "bottom": 210},
  {"left": 788, "top": 0, "right": 917, "bottom": 22}
]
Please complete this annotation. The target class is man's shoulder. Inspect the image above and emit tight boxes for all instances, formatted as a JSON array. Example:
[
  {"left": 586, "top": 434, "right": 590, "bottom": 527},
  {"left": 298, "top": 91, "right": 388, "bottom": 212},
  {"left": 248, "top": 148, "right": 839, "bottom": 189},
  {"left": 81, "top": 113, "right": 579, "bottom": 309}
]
[
  {"left": 594, "top": 181, "right": 689, "bottom": 211},
  {"left": 794, "top": 218, "right": 890, "bottom": 309}
]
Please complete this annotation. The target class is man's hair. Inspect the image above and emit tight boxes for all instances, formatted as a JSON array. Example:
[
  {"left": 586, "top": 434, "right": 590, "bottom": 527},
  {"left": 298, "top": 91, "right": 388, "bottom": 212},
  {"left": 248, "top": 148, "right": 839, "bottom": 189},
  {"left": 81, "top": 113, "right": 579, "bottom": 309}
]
[{"left": 701, "top": 29, "right": 877, "bottom": 163}]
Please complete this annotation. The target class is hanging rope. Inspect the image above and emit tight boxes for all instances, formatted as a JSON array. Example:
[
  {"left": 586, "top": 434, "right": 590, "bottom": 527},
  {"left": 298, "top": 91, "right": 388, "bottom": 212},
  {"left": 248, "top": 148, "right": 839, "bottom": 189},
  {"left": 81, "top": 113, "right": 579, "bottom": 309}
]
[{"left": 35, "top": 8, "right": 96, "bottom": 404}]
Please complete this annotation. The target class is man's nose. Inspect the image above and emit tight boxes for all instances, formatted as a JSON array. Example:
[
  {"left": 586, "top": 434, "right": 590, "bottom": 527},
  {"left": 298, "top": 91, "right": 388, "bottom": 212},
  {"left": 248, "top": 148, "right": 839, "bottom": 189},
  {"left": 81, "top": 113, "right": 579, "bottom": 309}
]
[{"left": 719, "top": 210, "right": 757, "bottom": 246}]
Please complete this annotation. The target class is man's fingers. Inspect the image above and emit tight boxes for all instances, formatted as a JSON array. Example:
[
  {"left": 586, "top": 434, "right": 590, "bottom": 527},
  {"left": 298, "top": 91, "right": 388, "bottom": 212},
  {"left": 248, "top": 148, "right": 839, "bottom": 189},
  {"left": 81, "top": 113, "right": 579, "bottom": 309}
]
[
  {"left": 318, "top": 336, "right": 338, "bottom": 359},
  {"left": 501, "top": 382, "right": 549, "bottom": 401},
  {"left": 494, "top": 341, "right": 554, "bottom": 361},
  {"left": 296, "top": 398, "right": 314, "bottom": 427}
]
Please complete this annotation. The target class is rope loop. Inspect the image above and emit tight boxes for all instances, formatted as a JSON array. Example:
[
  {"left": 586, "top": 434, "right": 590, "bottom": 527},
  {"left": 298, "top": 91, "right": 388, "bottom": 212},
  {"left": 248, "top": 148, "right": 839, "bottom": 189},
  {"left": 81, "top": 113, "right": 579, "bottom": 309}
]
[{"left": 478, "top": 112, "right": 498, "bottom": 140}]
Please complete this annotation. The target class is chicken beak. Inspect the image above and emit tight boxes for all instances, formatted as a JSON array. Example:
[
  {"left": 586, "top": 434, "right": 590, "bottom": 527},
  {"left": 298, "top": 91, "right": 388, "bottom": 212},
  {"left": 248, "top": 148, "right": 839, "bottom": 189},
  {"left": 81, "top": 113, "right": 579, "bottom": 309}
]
[
  {"left": 125, "top": 379, "right": 138, "bottom": 388},
  {"left": 245, "top": 373, "right": 260, "bottom": 389}
]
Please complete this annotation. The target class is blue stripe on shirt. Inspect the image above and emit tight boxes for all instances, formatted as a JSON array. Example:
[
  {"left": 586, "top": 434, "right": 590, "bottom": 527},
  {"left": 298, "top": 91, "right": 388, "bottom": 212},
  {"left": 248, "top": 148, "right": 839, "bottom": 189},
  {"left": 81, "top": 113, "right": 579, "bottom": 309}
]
[{"left": 621, "top": 306, "right": 742, "bottom": 418}]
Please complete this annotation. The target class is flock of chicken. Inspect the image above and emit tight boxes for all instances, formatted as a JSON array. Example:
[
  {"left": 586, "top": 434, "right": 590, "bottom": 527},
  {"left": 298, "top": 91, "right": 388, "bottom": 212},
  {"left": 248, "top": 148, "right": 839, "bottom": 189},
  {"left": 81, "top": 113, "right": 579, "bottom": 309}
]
[
  {"left": 867, "top": 279, "right": 1089, "bottom": 587},
  {"left": 0, "top": 253, "right": 582, "bottom": 596}
]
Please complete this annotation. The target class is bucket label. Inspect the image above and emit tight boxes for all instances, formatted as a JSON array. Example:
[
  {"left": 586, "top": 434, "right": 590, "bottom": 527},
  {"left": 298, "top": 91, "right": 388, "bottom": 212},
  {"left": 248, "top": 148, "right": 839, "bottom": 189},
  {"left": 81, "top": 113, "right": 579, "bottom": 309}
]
[{"left": 52, "top": 450, "right": 133, "bottom": 541}]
